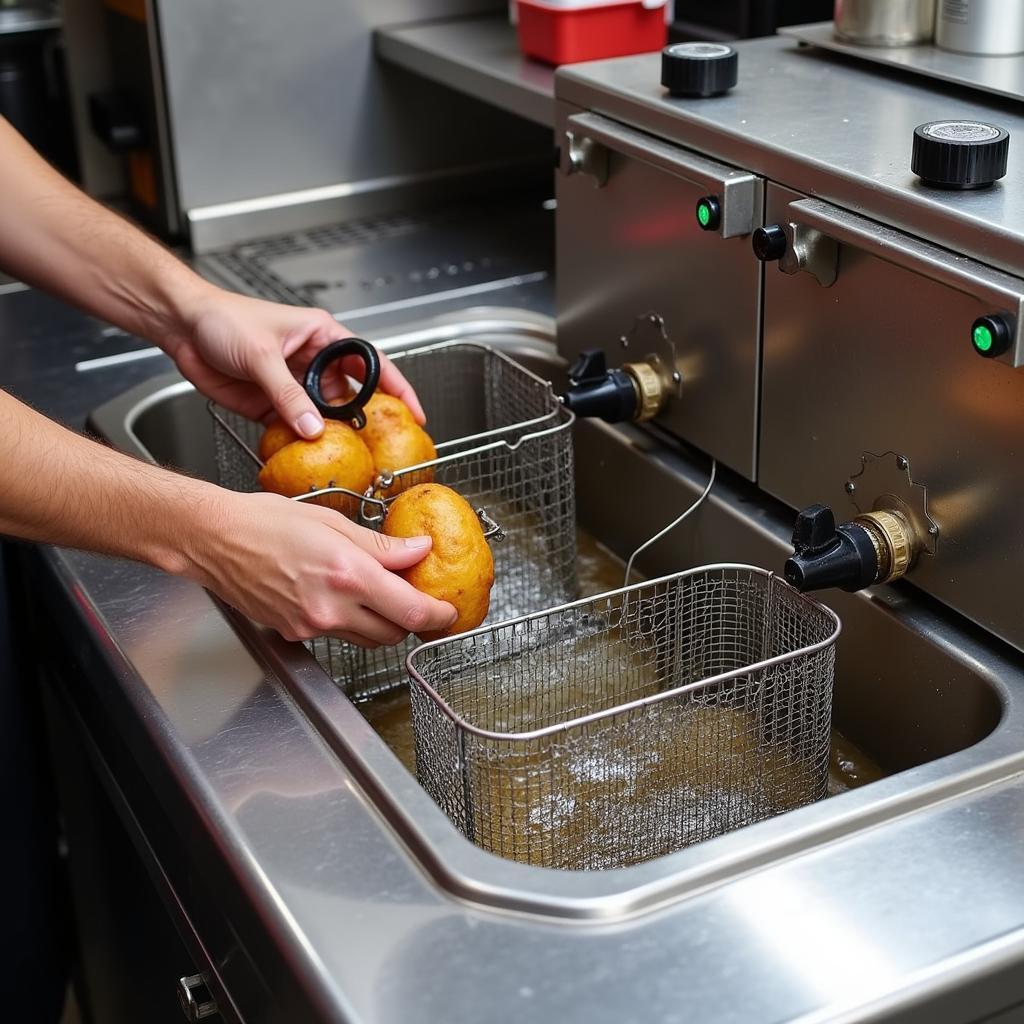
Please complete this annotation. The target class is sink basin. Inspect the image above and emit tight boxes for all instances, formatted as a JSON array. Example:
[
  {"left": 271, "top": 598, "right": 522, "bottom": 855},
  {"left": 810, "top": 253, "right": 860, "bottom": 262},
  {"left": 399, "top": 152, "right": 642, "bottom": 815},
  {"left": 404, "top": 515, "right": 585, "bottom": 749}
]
[{"left": 89, "top": 308, "right": 1022, "bottom": 919}]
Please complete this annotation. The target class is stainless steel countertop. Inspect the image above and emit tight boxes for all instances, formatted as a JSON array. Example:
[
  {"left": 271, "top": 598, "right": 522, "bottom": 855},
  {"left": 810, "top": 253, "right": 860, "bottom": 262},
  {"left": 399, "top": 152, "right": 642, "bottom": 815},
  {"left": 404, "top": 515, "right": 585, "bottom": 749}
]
[{"left": 557, "top": 35, "right": 1024, "bottom": 279}]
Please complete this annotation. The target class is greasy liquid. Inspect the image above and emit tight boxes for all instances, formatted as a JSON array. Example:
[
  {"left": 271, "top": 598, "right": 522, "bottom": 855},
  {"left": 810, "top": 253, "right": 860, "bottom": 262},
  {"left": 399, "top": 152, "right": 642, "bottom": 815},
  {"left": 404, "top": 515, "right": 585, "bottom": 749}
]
[{"left": 356, "top": 526, "right": 886, "bottom": 862}]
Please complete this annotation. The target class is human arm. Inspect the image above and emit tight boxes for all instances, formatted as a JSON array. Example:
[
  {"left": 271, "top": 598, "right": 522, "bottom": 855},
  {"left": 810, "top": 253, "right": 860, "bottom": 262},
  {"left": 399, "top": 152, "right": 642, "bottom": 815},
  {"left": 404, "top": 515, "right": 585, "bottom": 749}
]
[
  {"left": 0, "top": 117, "right": 425, "bottom": 435},
  {"left": 0, "top": 389, "right": 456, "bottom": 645}
]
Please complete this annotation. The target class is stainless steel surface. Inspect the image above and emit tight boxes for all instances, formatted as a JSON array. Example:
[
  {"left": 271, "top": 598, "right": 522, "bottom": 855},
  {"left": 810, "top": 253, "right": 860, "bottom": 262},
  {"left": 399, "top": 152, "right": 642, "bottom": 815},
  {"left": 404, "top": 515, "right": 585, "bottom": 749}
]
[
  {"left": 936, "top": 0, "right": 1024, "bottom": 56},
  {"left": 783, "top": 21, "right": 1024, "bottom": 104},
  {"left": 834, "top": 0, "right": 936, "bottom": 46},
  {"left": 195, "top": 197, "right": 554, "bottom": 321},
  {"left": 786, "top": 196, "right": 1024, "bottom": 367},
  {"left": 556, "top": 112, "right": 764, "bottom": 479},
  {"left": 375, "top": 15, "right": 556, "bottom": 128},
  {"left": 211, "top": 338, "right": 577, "bottom": 700},
  {"left": 409, "top": 565, "right": 838, "bottom": 870},
  {"left": 759, "top": 181, "right": 1024, "bottom": 651},
  {"left": 555, "top": 35, "right": 1024, "bottom": 279},
  {"left": 565, "top": 112, "right": 761, "bottom": 239},
  {"left": 153, "top": 0, "right": 547, "bottom": 241}
]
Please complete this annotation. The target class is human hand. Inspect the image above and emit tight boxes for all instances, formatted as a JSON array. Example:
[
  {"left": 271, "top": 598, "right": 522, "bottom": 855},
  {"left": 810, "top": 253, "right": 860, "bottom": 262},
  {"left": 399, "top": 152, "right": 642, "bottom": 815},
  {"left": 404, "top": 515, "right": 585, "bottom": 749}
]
[
  {"left": 162, "top": 288, "right": 425, "bottom": 438},
  {"left": 188, "top": 489, "right": 457, "bottom": 646}
]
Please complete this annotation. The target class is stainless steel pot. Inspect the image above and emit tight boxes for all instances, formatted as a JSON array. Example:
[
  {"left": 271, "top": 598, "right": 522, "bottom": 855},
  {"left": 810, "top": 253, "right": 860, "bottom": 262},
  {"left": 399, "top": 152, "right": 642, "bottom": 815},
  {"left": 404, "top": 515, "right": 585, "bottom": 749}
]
[
  {"left": 936, "top": 0, "right": 1024, "bottom": 56},
  {"left": 834, "top": 0, "right": 937, "bottom": 46}
]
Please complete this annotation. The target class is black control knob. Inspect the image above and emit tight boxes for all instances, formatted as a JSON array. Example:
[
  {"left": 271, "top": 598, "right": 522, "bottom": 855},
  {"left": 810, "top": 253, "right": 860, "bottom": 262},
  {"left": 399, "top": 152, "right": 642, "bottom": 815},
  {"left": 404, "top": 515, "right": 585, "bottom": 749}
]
[
  {"left": 661, "top": 43, "right": 739, "bottom": 98},
  {"left": 752, "top": 224, "right": 788, "bottom": 262},
  {"left": 695, "top": 196, "right": 721, "bottom": 232},
  {"left": 784, "top": 505, "right": 880, "bottom": 593},
  {"left": 912, "top": 121, "right": 1010, "bottom": 190},
  {"left": 562, "top": 349, "right": 639, "bottom": 422},
  {"left": 971, "top": 314, "right": 1014, "bottom": 358}
]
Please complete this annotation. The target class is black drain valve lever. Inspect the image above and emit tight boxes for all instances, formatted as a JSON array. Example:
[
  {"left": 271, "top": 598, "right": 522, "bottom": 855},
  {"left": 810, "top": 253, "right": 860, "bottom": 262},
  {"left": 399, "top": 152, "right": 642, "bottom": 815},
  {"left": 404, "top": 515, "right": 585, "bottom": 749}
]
[
  {"left": 785, "top": 503, "right": 920, "bottom": 593},
  {"left": 561, "top": 349, "right": 666, "bottom": 423}
]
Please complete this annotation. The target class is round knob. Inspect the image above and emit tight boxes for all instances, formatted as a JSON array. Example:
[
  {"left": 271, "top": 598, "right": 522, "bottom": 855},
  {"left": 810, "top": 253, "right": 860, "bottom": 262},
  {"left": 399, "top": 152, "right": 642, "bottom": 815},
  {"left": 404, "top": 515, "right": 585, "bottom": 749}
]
[
  {"left": 695, "top": 196, "right": 721, "bottom": 232},
  {"left": 912, "top": 121, "right": 1010, "bottom": 190},
  {"left": 661, "top": 42, "right": 738, "bottom": 98},
  {"left": 971, "top": 314, "right": 1014, "bottom": 358},
  {"left": 752, "top": 224, "right": 788, "bottom": 262}
]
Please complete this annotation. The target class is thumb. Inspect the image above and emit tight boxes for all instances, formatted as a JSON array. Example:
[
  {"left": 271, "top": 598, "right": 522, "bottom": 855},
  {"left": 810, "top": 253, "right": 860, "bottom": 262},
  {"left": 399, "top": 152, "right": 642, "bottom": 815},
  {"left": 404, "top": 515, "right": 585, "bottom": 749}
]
[
  {"left": 337, "top": 519, "right": 434, "bottom": 571},
  {"left": 252, "top": 349, "right": 324, "bottom": 439}
]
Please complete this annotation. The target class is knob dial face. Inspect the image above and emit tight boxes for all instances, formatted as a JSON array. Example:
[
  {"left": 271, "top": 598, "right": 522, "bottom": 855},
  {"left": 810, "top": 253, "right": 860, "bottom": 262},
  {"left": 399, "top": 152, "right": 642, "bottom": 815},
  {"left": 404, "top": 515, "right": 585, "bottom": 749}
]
[
  {"left": 695, "top": 195, "right": 721, "bottom": 231},
  {"left": 972, "top": 314, "right": 1014, "bottom": 358}
]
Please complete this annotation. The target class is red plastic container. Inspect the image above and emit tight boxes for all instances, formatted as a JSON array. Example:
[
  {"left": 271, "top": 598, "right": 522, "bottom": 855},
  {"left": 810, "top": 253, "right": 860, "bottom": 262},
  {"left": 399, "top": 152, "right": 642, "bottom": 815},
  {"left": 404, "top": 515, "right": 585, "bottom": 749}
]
[{"left": 515, "top": 0, "right": 668, "bottom": 66}]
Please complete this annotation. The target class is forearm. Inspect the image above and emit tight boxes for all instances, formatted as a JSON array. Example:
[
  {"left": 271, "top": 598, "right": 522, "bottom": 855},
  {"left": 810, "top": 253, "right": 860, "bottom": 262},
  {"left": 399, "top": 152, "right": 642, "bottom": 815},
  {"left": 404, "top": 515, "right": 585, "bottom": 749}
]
[
  {"left": 0, "top": 118, "right": 215, "bottom": 348},
  {"left": 0, "top": 387, "right": 213, "bottom": 574}
]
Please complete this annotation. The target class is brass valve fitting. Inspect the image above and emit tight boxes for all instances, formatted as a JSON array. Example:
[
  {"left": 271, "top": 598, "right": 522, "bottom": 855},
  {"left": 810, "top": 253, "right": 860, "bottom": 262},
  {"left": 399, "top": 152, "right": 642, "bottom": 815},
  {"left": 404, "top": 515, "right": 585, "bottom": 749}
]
[
  {"left": 622, "top": 361, "right": 667, "bottom": 422},
  {"left": 853, "top": 509, "right": 918, "bottom": 585}
]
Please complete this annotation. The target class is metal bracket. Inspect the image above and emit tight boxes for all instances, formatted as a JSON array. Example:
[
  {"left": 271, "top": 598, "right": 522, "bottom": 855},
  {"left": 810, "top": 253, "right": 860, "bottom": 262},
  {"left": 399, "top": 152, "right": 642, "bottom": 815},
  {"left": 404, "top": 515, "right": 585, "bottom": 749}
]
[
  {"left": 779, "top": 222, "right": 839, "bottom": 288},
  {"left": 846, "top": 451, "right": 938, "bottom": 555},
  {"left": 564, "top": 131, "right": 609, "bottom": 187},
  {"left": 620, "top": 312, "right": 683, "bottom": 400}
]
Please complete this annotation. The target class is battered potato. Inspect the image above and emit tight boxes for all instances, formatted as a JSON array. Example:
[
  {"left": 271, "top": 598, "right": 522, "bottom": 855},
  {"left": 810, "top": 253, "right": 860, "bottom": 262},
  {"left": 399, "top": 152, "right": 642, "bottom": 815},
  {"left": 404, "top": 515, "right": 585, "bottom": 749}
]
[
  {"left": 258, "top": 421, "right": 374, "bottom": 517},
  {"left": 258, "top": 418, "right": 299, "bottom": 463},
  {"left": 382, "top": 483, "right": 494, "bottom": 640},
  {"left": 361, "top": 393, "right": 436, "bottom": 493}
]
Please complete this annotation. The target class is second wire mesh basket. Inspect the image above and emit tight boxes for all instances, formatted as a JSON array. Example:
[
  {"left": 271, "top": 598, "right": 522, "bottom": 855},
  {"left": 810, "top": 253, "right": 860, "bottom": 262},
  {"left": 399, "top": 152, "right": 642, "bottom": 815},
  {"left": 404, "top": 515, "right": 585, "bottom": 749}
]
[
  {"left": 209, "top": 340, "right": 578, "bottom": 699},
  {"left": 407, "top": 564, "right": 841, "bottom": 871}
]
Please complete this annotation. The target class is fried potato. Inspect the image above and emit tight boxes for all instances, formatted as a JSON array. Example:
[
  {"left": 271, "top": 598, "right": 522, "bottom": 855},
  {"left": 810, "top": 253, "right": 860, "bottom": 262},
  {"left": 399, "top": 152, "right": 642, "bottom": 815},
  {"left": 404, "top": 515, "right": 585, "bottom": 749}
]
[{"left": 382, "top": 483, "right": 494, "bottom": 641}]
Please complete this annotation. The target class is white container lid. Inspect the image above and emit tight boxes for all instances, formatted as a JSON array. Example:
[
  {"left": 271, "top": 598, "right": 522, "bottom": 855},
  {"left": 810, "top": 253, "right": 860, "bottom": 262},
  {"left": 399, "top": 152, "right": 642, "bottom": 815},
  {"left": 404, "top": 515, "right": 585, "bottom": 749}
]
[{"left": 518, "top": 0, "right": 667, "bottom": 11}]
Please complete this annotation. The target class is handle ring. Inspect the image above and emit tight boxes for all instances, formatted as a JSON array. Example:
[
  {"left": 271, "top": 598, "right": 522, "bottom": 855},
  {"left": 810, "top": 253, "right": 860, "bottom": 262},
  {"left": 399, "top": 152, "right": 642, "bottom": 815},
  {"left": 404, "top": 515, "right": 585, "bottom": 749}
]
[{"left": 304, "top": 338, "right": 381, "bottom": 429}]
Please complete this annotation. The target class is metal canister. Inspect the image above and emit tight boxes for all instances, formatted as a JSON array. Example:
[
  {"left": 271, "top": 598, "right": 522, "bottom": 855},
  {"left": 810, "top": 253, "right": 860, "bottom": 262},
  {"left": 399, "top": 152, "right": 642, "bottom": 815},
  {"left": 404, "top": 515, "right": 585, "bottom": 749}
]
[
  {"left": 936, "top": 0, "right": 1024, "bottom": 55},
  {"left": 834, "top": 0, "right": 937, "bottom": 46}
]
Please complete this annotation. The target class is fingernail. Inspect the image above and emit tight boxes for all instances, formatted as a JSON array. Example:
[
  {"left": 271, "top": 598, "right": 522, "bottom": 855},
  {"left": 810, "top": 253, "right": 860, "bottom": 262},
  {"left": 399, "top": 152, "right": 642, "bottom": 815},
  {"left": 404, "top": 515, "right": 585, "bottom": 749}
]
[
  {"left": 403, "top": 536, "right": 431, "bottom": 549},
  {"left": 296, "top": 412, "right": 323, "bottom": 438},
  {"left": 447, "top": 607, "right": 459, "bottom": 625}
]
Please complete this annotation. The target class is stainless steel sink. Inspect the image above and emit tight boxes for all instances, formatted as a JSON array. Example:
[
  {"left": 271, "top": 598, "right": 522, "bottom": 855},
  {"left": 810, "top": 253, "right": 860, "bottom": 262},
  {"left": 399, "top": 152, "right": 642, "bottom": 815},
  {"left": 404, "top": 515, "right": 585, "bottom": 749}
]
[{"left": 89, "top": 308, "right": 1024, "bottom": 920}]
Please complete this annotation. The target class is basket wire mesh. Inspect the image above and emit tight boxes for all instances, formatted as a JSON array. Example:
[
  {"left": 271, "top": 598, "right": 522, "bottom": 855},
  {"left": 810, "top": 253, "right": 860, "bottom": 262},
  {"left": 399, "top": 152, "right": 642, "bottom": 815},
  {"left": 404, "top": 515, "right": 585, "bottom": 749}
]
[
  {"left": 407, "top": 564, "right": 841, "bottom": 871},
  {"left": 209, "top": 340, "right": 577, "bottom": 699}
]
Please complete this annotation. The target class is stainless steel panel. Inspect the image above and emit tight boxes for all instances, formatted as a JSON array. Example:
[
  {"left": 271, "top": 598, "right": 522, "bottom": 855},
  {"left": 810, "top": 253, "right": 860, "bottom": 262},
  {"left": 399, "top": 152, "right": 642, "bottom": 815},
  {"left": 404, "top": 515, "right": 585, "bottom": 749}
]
[
  {"left": 785, "top": 21, "right": 1024, "bottom": 102},
  {"left": 152, "top": 0, "right": 547, "bottom": 232},
  {"left": 556, "top": 115, "right": 764, "bottom": 479},
  {"left": 760, "top": 183, "right": 1024, "bottom": 651},
  {"left": 555, "top": 35, "right": 1024, "bottom": 279}
]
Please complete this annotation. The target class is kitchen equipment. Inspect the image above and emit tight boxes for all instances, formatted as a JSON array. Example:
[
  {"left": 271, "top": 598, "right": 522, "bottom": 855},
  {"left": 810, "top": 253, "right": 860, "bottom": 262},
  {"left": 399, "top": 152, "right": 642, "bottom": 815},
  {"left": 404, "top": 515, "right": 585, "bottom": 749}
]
[
  {"left": 408, "top": 564, "right": 839, "bottom": 870},
  {"left": 834, "top": 0, "right": 936, "bottom": 46},
  {"left": 516, "top": 0, "right": 668, "bottom": 65},
  {"left": 936, "top": 0, "right": 1024, "bottom": 56},
  {"left": 210, "top": 339, "right": 577, "bottom": 699}
]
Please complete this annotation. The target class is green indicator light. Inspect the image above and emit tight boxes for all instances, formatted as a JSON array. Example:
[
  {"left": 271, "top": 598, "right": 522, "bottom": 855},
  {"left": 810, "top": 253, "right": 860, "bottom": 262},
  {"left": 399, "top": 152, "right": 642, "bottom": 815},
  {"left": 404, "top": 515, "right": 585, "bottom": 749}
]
[
  {"left": 697, "top": 202, "right": 711, "bottom": 227},
  {"left": 973, "top": 324, "right": 994, "bottom": 352}
]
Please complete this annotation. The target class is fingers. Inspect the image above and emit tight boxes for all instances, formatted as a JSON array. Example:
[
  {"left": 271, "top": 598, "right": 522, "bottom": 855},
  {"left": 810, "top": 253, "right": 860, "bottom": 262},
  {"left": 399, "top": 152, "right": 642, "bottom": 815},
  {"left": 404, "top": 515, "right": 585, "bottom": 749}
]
[
  {"left": 359, "top": 562, "right": 458, "bottom": 636},
  {"left": 331, "top": 607, "right": 408, "bottom": 647},
  {"left": 251, "top": 347, "right": 324, "bottom": 439},
  {"left": 331, "top": 517, "right": 435, "bottom": 572}
]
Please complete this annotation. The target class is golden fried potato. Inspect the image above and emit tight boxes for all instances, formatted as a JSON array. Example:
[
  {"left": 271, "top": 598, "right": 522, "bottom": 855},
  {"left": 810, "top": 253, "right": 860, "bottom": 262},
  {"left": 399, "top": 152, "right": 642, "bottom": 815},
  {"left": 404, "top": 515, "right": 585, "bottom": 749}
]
[
  {"left": 258, "top": 421, "right": 374, "bottom": 517},
  {"left": 258, "top": 418, "right": 299, "bottom": 463},
  {"left": 383, "top": 483, "right": 494, "bottom": 641},
  {"left": 361, "top": 394, "right": 436, "bottom": 493}
]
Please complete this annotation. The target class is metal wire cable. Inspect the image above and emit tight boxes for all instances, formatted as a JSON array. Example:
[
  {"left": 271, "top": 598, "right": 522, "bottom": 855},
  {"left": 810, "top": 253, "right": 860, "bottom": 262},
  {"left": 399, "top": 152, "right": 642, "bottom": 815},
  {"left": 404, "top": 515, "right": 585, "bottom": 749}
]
[{"left": 624, "top": 459, "right": 717, "bottom": 587}]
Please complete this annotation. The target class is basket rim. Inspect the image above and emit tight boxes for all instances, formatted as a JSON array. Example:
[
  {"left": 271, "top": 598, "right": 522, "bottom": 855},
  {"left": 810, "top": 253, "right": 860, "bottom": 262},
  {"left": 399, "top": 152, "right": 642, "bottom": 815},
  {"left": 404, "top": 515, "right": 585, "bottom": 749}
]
[
  {"left": 405, "top": 563, "right": 842, "bottom": 743},
  {"left": 206, "top": 339, "right": 575, "bottom": 485}
]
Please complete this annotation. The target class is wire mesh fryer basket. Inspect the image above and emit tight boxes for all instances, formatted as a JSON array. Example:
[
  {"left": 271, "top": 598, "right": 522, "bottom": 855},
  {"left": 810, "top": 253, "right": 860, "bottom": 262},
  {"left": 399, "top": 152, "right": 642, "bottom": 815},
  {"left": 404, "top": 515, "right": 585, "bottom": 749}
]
[
  {"left": 208, "top": 340, "right": 578, "bottom": 699},
  {"left": 407, "top": 565, "right": 841, "bottom": 871}
]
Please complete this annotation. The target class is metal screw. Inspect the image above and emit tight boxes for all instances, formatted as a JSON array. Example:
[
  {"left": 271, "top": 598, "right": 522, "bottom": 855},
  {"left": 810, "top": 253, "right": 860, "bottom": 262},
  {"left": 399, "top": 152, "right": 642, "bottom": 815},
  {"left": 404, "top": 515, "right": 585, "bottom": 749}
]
[
  {"left": 619, "top": 335, "right": 629, "bottom": 348},
  {"left": 928, "top": 525, "right": 939, "bottom": 536},
  {"left": 672, "top": 371, "right": 682, "bottom": 384},
  {"left": 896, "top": 456, "right": 909, "bottom": 470},
  {"left": 845, "top": 482, "right": 856, "bottom": 494}
]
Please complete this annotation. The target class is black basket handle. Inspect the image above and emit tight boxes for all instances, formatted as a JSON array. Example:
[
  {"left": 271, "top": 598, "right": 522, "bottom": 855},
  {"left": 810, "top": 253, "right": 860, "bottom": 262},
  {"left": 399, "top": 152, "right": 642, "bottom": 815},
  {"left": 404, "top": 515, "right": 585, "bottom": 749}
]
[{"left": 303, "top": 338, "right": 381, "bottom": 429}]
